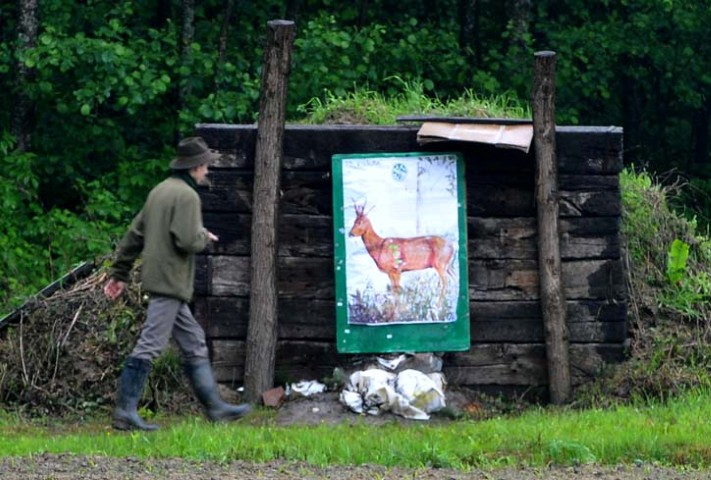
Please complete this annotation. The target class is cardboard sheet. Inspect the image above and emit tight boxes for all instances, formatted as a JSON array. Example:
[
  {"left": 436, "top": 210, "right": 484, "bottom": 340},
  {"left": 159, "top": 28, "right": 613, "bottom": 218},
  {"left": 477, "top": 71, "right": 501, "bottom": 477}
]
[{"left": 417, "top": 122, "right": 534, "bottom": 153}]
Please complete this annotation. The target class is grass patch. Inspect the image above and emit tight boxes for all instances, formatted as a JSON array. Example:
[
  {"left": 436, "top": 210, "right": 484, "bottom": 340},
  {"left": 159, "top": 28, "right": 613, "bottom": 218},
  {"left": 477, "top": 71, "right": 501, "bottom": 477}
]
[
  {"left": 2, "top": 390, "right": 711, "bottom": 468},
  {"left": 297, "top": 77, "right": 530, "bottom": 125}
]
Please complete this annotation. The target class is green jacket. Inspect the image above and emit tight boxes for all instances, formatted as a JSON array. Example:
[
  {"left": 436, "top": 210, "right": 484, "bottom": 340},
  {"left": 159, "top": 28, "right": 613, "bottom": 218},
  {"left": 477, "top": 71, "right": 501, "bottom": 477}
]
[{"left": 110, "top": 176, "right": 209, "bottom": 302}]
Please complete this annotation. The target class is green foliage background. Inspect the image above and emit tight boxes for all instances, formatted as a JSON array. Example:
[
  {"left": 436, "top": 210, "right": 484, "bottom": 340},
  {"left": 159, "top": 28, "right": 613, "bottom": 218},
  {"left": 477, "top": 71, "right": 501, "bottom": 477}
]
[{"left": 1, "top": 0, "right": 710, "bottom": 310}]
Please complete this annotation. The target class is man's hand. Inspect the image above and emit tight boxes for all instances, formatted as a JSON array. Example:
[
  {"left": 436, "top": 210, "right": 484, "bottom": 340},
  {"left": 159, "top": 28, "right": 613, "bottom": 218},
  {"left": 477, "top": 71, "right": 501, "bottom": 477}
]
[
  {"left": 104, "top": 278, "right": 126, "bottom": 300},
  {"left": 207, "top": 230, "right": 219, "bottom": 242}
]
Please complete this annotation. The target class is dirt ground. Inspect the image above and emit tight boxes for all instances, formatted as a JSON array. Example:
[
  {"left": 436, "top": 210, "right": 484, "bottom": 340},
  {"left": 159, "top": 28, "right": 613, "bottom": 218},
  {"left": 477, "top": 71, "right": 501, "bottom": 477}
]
[
  {"left": 1, "top": 454, "right": 708, "bottom": 480},
  {"left": 274, "top": 390, "right": 457, "bottom": 426},
  {"left": 2, "top": 391, "right": 709, "bottom": 479}
]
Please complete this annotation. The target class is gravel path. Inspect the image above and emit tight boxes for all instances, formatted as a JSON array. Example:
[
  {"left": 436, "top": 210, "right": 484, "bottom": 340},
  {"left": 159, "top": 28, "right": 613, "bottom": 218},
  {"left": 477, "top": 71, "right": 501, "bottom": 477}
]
[{"left": 1, "top": 454, "right": 708, "bottom": 480}]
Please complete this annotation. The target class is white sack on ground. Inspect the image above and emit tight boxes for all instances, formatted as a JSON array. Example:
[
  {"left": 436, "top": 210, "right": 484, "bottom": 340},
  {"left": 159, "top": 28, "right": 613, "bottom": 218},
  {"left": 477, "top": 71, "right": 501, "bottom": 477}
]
[
  {"left": 339, "top": 368, "right": 446, "bottom": 420},
  {"left": 287, "top": 380, "right": 327, "bottom": 398},
  {"left": 395, "top": 369, "right": 447, "bottom": 414}
]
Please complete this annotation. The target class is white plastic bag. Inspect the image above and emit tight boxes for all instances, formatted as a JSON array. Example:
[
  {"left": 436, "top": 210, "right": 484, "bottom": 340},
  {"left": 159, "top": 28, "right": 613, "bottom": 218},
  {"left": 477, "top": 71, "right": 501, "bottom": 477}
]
[{"left": 340, "top": 368, "right": 446, "bottom": 420}]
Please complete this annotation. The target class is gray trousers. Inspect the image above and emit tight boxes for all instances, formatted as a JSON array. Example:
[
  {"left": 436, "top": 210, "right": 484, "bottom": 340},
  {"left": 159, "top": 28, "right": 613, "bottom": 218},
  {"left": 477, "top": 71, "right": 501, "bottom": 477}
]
[{"left": 130, "top": 295, "right": 209, "bottom": 365}]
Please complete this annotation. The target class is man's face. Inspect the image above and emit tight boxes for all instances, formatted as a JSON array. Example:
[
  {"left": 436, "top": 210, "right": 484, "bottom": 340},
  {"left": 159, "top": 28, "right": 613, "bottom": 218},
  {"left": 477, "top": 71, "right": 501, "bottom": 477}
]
[{"left": 191, "top": 164, "right": 210, "bottom": 185}]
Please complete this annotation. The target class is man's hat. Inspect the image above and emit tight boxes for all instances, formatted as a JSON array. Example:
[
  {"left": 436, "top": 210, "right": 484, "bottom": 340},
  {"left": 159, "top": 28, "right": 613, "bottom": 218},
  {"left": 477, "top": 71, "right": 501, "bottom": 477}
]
[{"left": 169, "top": 136, "right": 220, "bottom": 170}]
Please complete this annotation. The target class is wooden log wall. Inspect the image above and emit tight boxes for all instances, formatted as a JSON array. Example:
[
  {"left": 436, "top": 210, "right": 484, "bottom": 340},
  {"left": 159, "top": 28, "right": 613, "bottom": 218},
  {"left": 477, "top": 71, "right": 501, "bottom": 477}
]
[{"left": 192, "top": 124, "right": 626, "bottom": 395}]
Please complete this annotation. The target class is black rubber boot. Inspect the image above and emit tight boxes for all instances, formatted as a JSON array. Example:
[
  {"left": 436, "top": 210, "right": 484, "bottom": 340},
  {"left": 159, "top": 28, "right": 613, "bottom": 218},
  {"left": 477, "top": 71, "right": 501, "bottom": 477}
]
[
  {"left": 112, "top": 357, "right": 159, "bottom": 431},
  {"left": 185, "top": 360, "right": 252, "bottom": 422}
]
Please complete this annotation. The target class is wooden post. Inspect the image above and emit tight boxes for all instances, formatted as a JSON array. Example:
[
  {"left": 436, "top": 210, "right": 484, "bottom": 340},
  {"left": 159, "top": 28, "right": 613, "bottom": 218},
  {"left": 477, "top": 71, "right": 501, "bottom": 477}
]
[
  {"left": 532, "top": 51, "right": 571, "bottom": 404},
  {"left": 244, "top": 20, "right": 295, "bottom": 403}
]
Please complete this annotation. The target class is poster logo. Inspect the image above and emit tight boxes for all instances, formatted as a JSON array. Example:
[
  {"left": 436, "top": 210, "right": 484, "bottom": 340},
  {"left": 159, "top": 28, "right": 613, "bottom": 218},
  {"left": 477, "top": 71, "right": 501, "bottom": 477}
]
[{"left": 391, "top": 163, "right": 408, "bottom": 182}]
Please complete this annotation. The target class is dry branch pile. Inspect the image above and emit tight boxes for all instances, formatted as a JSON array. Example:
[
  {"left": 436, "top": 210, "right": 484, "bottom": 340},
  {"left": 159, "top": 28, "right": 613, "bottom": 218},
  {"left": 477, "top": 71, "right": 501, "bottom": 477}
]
[{"left": 0, "top": 261, "right": 195, "bottom": 417}]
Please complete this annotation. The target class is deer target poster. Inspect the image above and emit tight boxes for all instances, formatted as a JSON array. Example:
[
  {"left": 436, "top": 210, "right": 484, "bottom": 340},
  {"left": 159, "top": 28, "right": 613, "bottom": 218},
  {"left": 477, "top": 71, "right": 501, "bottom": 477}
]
[{"left": 332, "top": 152, "right": 470, "bottom": 353}]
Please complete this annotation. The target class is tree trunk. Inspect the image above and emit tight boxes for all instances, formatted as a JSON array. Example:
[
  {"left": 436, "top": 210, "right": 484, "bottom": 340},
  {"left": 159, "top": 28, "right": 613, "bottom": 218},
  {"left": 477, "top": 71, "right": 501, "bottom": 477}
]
[
  {"left": 357, "top": 0, "right": 369, "bottom": 27},
  {"left": 217, "top": 0, "right": 235, "bottom": 66},
  {"left": 621, "top": 66, "right": 642, "bottom": 166},
  {"left": 12, "top": 0, "right": 38, "bottom": 152},
  {"left": 285, "top": 0, "right": 304, "bottom": 22},
  {"left": 214, "top": 0, "right": 235, "bottom": 92},
  {"left": 510, "top": 0, "right": 531, "bottom": 69},
  {"left": 151, "top": 0, "right": 173, "bottom": 28},
  {"left": 532, "top": 51, "right": 571, "bottom": 405},
  {"left": 459, "top": 0, "right": 480, "bottom": 66},
  {"left": 511, "top": 0, "right": 531, "bottom": 46},
  {"left": 179, "top": 0, "right": 195, "bottom": 131},
  {"left": 690, "top": 101, "right": 711, "bottom": 170},
  {"left": 244, "top": 20, "right": 295, "bottom": 403}
]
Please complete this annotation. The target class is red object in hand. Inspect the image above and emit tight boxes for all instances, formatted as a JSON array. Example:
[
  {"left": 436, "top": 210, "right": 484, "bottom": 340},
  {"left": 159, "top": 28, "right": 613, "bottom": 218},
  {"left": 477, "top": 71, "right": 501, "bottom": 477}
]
[{"left": 104, "top": 278, "right": 126, "bottom": 300}]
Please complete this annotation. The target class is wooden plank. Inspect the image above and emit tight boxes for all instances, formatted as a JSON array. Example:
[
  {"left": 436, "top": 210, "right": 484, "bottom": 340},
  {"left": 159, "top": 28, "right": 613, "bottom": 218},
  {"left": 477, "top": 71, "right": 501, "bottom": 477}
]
[
  {"left": 200, "top": 170, "right": 619, "bottom": 217},
  {"left": 276, "top": 257, "right": 335, "bottom": 299},
  {"left": 208, "top": 256, "right": 251, "bottom": 296},
  {"left": 467, "top": 174, "right": 620, "bottom": 217},
  {"left": 203, "top": 311, "right": 626, "bottom": 344},
  {"left": 469, "top": 217, "right": 620, "bottom": 260},
  {"left": 212, "top": 339, "right": 347, "bottom": 384},
  {"left": 194, "top": 124, "right": 256, "bottom": 168},
  {"left": 200, "top": 170, "right": 332, "bottom": 215},
  {"left": 196, "top": 296, "right": 625, "bottom": 343},
  {"left": 563, "top": 218, "right": 620, "bottom": 259},
  {"left": 195, "top": 124, "right": 622, "bottom": 175},
  {"left": 203, "top": 213, "right": 333, "bottom": 257},
  {"left": 197, "top": 125, "right": 421, "bottom": 169},
  {"left": 194, "top": 254, "right": 210, "bottom": 296},
  {"left": 444, "top": 343, "right": 547, "bottom": 385},
  {"left": 201, "top": 214, "right": 620, "bottom": 260},
  {"left": 570, "top": 343, "right": 627, "bottom": 379},
  {"left": 196, "top": 296, "right": 625, "bottom": 339},
  {"left": 471, "top": 320, "right": 626, "bottom": 343},
  {"left": 469, "top": 259, "right": 626, "bottom": 301},
  {"left": 202, "top": 212, "right": 252, "bottom": 255},
  {"left": 444, "top": 343, "right": 625, "bottom": 386},
  {"left": 469, "top": 185, "right": 620, "bottom": 218},
  {"left": 209, "top": 256, "right": 334, "bottom": 298},
  {"left": 396, "top": 115, "right": 533, "bottom": 125},
  {"left": 211, "top": 339, "right": 625, "bottom": 386},
  {"left": 197, "top": 297, "right": 335, "bottom": 340},
  {"left": 199, "top": 170, "right": 254, "bottom": 213},
  {"left": 556, "top": 127, "right": 624, "bottom": 175},
  {"left": 202, "top": 255, "right": 624, "bottom": 301},
  {"left": 471, "top": 299, "right": 626, "bottom": 323}
]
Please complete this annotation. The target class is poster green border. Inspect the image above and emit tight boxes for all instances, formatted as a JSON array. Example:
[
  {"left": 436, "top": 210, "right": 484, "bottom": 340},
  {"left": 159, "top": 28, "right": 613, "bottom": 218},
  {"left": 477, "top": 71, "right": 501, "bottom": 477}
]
[{"left": 332, "top": 151, "right": 470, "bottom": 353}]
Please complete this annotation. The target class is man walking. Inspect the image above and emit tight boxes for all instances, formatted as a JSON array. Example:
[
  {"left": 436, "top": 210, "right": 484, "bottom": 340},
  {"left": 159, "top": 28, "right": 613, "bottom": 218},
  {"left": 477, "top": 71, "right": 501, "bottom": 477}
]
[{"left": 104, "top": 136, "right": 251, "bottom": 431}]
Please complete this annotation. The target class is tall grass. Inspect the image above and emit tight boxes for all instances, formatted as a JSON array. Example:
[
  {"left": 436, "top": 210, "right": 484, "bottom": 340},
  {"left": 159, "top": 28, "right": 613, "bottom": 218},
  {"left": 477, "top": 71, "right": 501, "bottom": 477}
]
[
  {"left": 297, "top": 77, "right": 530, "bottom": 125},
  {"left": 2, "top": 390, "right": 711, "bottom": 468}
]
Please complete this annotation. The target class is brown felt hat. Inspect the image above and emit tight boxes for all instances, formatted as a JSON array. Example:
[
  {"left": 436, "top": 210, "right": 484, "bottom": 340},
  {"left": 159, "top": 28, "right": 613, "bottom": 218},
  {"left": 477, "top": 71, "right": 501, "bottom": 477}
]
[{"left": 169, "top": 136, "right": 220, "bottom": 170}]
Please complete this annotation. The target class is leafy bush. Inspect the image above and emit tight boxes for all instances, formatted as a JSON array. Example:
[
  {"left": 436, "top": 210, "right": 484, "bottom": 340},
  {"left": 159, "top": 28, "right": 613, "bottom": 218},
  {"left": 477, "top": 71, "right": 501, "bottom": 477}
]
[
  {"left": 290, "top": 13, "right": 471, "bottom": 115},
  {"left": 621, "top": 168, "right": 711, "bottom": 322},
  {"left": 0, "top": 132, "right": 164, "bottom": 311},
  {"left": 579, "top": 168, "right": 711, "bottom": 404}
]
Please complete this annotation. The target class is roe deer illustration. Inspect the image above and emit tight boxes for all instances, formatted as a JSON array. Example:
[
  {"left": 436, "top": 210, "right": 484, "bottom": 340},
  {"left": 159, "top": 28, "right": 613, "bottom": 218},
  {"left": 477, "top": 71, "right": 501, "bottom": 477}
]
[{"left": 349, "top": 202, "right": 455, "bottom": 305}]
